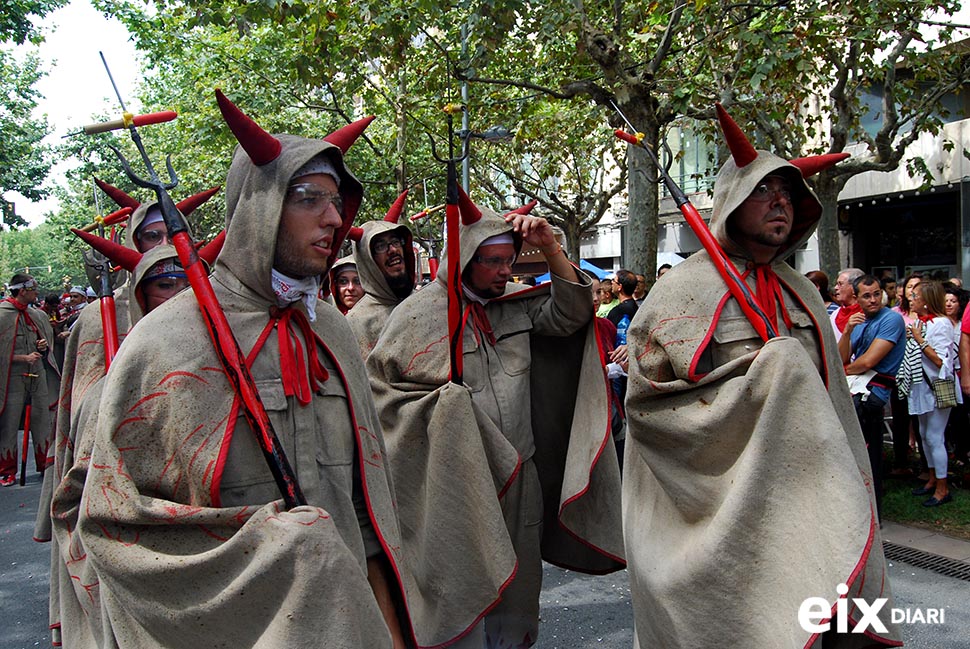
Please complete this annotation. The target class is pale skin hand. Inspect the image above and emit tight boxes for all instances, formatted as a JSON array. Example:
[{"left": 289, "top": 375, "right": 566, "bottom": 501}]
[
  {"left": 838, "top": 312, "right": 867, "bottom": 365},
  {"left": 609, "top": 344, "right": 628, "bottom": 365},
  {"left": 909, "top": 323, "right": 942, "bottom": 369},
  {"left": 504, "top": 213, "right": 579, "bottom": 283},
  {"left": 15, "top": 351, "right": 42, "bottom": 364}
]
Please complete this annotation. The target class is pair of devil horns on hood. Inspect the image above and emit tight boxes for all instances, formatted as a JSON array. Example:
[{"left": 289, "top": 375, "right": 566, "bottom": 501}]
[
  {"left": 71, "top": 227, "right": 226, "bottom": 275},
  {"left": 72, "top": 183, "right": 224, "bottom": 272},
  {"left": 715, "top": 103, "right": 848, "bottom": 177}
]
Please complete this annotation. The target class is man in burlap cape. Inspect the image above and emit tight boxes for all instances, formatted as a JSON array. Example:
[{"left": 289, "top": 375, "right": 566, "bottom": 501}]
[
  {"left": 367, "top": 191, "right": 624, "bottom": 648},
  {"left": 49, "top": 244, "right": 191, "bottom": 648},
  {"left": 33, "top": 188, "right": 218, "bottom": 648},
  {"left": 0, "top": 274, "right": 59, "bottom": 483},
  {"left": 622, "top": 105, "right": 901, "bottom": 648},
  {"left": 346, "top": 190, "right": 416, "bottom": 358},
  {"left": 36, "top": 187, "right": 214, "bottom": 538},
  {"left": 73, "top": 91, "right": 414, "bottom": 648}
]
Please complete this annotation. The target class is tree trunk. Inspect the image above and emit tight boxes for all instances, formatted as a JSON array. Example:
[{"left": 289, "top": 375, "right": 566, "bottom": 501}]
[
  {"left": 562, "top": 218, "right": 582, "bottom": 263},
  {"left": 812, "top": 173, "right": 849, "bottom": 279},
  {"left": 624, "top": 122, "right": 659, "bottom": 286}
]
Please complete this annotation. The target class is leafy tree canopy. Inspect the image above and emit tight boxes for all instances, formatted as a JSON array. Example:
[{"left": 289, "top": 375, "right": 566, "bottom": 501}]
[
  {"left": 0, "top": 48, "right": 52, "bottom": 229},
  {"left": 0, "top": 0, "right": 69, "bottom": 45}
]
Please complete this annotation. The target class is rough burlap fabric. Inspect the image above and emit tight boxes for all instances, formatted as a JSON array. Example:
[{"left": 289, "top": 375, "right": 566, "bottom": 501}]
[
  {"left": 36, "top": 200, "right": 159, "bottom": 542},
  {"left": 368, "top": 205, "right": 623, "bottom": 647},
  {"left": 35, "top": 204, "right": 163, "bottom": 647},
  {"left": 74, "top": 131, "right": 411, "bottom": 648},
  {"left": 346, "top": 220, "right": 415, "bottom": 357},
  {"left": 623, "top": 147, "right": 900, "bottom": 647},
  {"left": 0, "top": 298, "right": 58, "bottom": 479},
  {"left": 47, "top": 245, "right": 184, "bottom": 647}
]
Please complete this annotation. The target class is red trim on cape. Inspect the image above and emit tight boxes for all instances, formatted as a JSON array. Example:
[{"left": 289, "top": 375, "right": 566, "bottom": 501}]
[
  {"left": 419, "top": 564, "right": 520, "bottom": 649},
  {"left": 315, "top": 336, "right": 420, "bottom": 648},
  {"left": 686, "top": 274, "right": 832, "bottom": 389},
  {"left": 800, "top": 502, "right": 899, "bottom": 648},
  {"left": 496, "top": 454, "right": 523, "bottom": 500},
  {"left": 554, "top": 323, "right": 627, "bottom": 567},
  {"left": 782, "top": 279, "right": 832, "bottom": 389},
  {"left": 687, "top": 291, "right": 732, "bottom": 382}
]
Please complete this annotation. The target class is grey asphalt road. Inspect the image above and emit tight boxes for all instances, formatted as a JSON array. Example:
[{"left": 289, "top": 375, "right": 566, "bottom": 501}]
[{"left": 2, "top": 475, "right": 968, "bottom": 648}]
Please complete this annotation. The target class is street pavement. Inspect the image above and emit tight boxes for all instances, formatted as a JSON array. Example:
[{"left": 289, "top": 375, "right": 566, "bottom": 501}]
[{"left": 3, "top": 473, "right": 968, "bottom": 648}]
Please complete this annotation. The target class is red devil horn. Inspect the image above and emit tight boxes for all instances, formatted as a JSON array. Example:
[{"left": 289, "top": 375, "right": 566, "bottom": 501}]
[
  {"left": 788, "top": 152, "right": 850, "bottom": 178},
  {"left": 176, "top": 186, "right": 221, "bottom": 217},
  {"left": 71, "top": 228, "right": 143, "bottom": 272},
  {"left": 215, "top": 89, "right": 282, "bottom": 166},
  {"left": 347, "top": 226, "right": 364, "bottom": 242},
  {"left": 323, "top": 116, "right": 375, "bottom": 154},
  {"left": 505, "top": 200, "right": 538, "bottom": 216},
  {"left": 458, "top": 187, "right": 482, "bottom": 226},
  {"left": 198, "top": 230, "right": 226, "bottom": 265},
  {"left": 715, "top": 103, "right": 758, "bottom": 168},
  {"left": 384, "top": 189, "right": 409, "bottom": 223},
  {"left": 94, "top": 176, "right": 140, "bottom": 210}
]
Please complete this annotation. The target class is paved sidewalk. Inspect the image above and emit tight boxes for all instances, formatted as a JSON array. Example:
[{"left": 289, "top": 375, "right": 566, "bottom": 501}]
[{"left": 882, "top": 520, "right": 970, "bottom": 562}]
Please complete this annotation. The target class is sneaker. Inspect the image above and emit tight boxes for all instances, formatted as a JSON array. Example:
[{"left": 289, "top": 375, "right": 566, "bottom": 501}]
[{"left": 0, "top": 474, "right": 15, "bottom": 487}]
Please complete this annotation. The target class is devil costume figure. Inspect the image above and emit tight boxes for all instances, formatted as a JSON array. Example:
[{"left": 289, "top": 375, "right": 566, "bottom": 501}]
[
  {"left": 345, "top": 190, "right": 417, "bottom": 358},
  {"left": 622, "top": 105, "right": 901, "bottom": 648},
  {"left": 33, "top": 187, "right": 218, "bottom": 648},
  {"left": 73, "top": 91, "right": 412, "bottom": 647},
  {"left": 367, "top": 190, "right": 623, "bottom": 648},
  {"left": 49, "top": 243, "right": 200, "bottom": 647},
  {"left": 0, "top": 276, "right": 59, "bottom": 484}
]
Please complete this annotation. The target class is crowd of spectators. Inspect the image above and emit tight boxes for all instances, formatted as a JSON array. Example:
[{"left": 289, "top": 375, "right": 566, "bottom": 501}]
[{"left": 817, "top": 267, "right": 970, "bottom": 507}]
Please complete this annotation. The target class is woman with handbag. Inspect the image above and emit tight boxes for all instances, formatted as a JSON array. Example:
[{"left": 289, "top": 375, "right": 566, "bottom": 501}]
[
  {"left": 889, "top": 273, "right": 924, "bottom": 478},
  {"left": 907, "top": 280, "right": 959, "bottom": 506}
]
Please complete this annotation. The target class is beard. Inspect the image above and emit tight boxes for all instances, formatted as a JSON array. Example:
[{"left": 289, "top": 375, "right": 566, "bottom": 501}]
[
  {"left": 273, "top": 238, "right": 328, "bottom": 279},
  {"left": 386, "top": 272, "right": 413, "bottom": 300}
]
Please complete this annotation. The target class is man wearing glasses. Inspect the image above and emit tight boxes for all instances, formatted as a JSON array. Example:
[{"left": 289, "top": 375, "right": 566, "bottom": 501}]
[
  {"left": 346, "top": 194, "right": 417, "bottom": 357},
  {"left": 72, "top": 94, "right": 412, "bottom": 647},
  {"left": 622, "top": 105, "right": 899, "bottom": 647},
  {"left": 368, "top": 193, "right": 624, "bottom": 648},
  {"left": 0, "top": 274, "right": 58, "bottom": 486}
]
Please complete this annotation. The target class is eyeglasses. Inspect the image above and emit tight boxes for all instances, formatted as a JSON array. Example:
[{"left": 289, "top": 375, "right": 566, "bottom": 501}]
[
  {"left": 335, "top": 275, "right": 362, "bottom": 287},
  {"left": 746, "top": 182, "right": 793, "bottom": 203},
  {"left": 137, "top": 229, "right": 169, "bottom": 245},
  {"left": 372, "top": 236, "right": 404, "bottom": 254},
  {"left": 473, "top": 254, "right": 517, "bottom": 270},
  {"left": 285, "top": 183, "right": 344, "bottom": 217}
]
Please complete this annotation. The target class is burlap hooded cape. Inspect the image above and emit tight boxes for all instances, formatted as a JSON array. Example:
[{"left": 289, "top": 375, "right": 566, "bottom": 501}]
[
  {"left": 48, "top": 245, "right": 186, "bottom": 648},
  {"left": 0, "top": 295, "right": 58, "bottom": 477},
  {"left": 346, "top": 216, "right": 416, "bottom": 358},
  {"left": 74, "top": 103, "right": 411, "bottom": 648},
  {"left": 34, "top": 198, "right": 152, "bottom": 648},
  {"left": 623, "top": 115, "right": 900, "bottom": 647},
  {"left": 37, "top": 192, "right": 212, "bottom": 646},
  {"left": 367, "top": 201, "right": 624, "bottom": 647},
  {"left": 39, "top": 195, "right": 203, "bottom": 539}
]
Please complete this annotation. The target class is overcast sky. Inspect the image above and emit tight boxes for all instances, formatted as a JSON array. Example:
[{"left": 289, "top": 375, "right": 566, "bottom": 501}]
[{"left": 5, "top": 0, "right": 140, "bottom": 226}]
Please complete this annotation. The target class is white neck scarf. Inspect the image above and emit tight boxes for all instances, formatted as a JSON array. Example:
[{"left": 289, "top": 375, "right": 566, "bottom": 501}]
[
  {"left": 271, "top": 269, "right": 320, "bottom": 321},
  {"left": 462, "top": 285, "right": 490, "bottom": 305}
]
